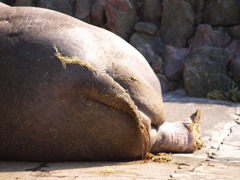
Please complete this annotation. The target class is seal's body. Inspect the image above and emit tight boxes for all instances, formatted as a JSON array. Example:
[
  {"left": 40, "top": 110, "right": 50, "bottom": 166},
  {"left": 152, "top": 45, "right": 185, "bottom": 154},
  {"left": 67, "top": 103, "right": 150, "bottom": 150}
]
[{"left": 0, "top": 3, "right": 202, "bottom": 161}]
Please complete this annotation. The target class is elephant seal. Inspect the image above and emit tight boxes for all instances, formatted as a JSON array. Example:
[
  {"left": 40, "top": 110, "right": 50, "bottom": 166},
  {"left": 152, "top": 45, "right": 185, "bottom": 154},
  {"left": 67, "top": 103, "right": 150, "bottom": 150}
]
[{"left": 0, "top": 3, "right": 203, "bottom": 161}]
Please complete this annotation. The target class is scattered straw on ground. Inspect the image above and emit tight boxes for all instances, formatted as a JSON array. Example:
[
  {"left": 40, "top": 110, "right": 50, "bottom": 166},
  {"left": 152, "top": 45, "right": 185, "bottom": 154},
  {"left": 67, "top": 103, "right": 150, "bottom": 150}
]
[
  {"left": 144, "top": 152, "right": 194, "bottom": 169},
  {"left": 99, "top": 167, "right": 115, "bottom": 175},
  {"left": 207, "top": 88, "right": 240, "bottom": 102},
  {"left": 145, "top": 152, "right": 171, "bottom": 163}
]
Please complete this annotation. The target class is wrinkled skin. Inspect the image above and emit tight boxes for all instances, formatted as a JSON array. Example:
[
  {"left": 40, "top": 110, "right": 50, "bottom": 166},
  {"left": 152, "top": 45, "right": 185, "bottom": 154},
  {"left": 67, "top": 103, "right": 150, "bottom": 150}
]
[{"left": 0, "top": 3, "right": 202, "bottom": 161}]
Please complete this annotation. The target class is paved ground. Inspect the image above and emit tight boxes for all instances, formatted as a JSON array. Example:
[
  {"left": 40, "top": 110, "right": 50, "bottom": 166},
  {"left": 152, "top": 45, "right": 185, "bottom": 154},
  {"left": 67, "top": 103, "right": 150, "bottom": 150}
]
[
  {"left": 165, "top": 90, "right": 240, "bottom": 180},
  {"left": 0, "top": 89, "right": 239, "bottom": 180}
]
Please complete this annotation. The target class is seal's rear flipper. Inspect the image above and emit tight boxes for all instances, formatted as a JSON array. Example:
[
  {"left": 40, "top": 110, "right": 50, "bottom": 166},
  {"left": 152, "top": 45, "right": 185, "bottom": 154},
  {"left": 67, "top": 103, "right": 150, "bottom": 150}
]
[
  {"left": 190, "top": 109, "right": 201, "bottom": 124},
  {"left": 188, "top": 110, "right": 205, "bottom": 150}
]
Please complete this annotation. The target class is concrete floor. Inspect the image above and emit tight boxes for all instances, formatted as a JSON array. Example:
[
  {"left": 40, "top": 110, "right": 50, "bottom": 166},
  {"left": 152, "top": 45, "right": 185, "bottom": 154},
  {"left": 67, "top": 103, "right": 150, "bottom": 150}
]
[{"left": 1, "top": 89, "right": 239, "bottom": 180}]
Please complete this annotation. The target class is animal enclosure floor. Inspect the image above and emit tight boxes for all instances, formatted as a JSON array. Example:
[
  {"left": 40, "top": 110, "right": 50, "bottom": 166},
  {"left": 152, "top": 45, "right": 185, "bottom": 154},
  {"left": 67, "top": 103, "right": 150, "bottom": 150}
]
[{"left": 1, "top": 89, "right": 240, "bottom": 180}]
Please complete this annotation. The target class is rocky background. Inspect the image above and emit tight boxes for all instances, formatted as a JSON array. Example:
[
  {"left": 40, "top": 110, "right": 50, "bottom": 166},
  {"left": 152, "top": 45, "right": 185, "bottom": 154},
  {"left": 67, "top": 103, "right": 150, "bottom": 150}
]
[{"left": 1, "top": 0, "right": 240, "bottom": 101}]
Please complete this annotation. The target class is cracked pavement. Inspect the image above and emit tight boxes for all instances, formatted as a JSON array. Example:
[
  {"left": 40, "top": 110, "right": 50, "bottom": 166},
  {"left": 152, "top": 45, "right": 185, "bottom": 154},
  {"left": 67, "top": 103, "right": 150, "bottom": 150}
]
[{"left": 0, "top": 89, "right": 239, "bottom": 180}]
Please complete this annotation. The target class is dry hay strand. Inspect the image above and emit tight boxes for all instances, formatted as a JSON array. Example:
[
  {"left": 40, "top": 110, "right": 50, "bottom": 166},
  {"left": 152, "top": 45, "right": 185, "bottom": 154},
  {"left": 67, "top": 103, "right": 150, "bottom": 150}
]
[
  {"left": 53, "top": 45, "right": 96, "bottom": 71},
  {"left": 129, "top": 73, "right": 149, "bottom": 88},
  {"left": 130, "top": 73, "right": 142, "bottom": 84}
]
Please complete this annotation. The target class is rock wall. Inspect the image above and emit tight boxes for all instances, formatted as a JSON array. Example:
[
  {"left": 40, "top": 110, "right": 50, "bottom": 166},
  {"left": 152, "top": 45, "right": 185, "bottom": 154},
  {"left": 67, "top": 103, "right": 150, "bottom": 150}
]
[{"left": 2, "top": 0, "right": 240, "bottom": 97}]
